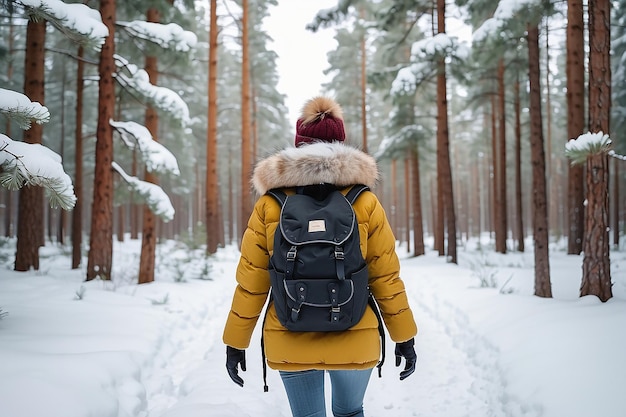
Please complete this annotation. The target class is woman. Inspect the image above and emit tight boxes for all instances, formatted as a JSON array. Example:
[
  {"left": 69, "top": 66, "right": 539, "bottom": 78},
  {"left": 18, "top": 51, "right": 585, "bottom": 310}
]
[{"left": 223, "top": 96, "right": 418, "bottom": 417}]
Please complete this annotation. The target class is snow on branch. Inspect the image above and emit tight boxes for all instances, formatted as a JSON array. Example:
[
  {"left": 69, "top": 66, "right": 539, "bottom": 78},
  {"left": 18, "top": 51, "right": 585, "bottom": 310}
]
[
  {"left": 0, "top": 88, "right": 50, "bottom": 130},
  {"left": 117, "top": 21, "right": 197, "bottom": 52},
  {"left": 390, "top": 34, "right": 468, "bottom": 96},
  {"left": 410, "top": 33, "right": 469, "bottom": 61},
  {"left": 390, "top": 62, "right": 435, "bottom": 95},
  {"left": 112, "top": 162, "right": 174, "bottom": 222},
  {"left": 0, "top": 134, "right": 76, "bottom": 210},
  {"left": 110, "top": 120, "right": 180, "bottom": 177},
  {"left": 17, "top": 0, "right": 109, "bottom": 51},
  {"left": 113, "top": 55, "right": 190, "bottom": 127},
  {"left": 375, "top": 125, "right": 427, "bottom": 160},
  {"left": 565, "top": 132, "right": 612, "bottom": 165},
  {"left": 473, "top": 0, "right": 540, "bottom": 42}
]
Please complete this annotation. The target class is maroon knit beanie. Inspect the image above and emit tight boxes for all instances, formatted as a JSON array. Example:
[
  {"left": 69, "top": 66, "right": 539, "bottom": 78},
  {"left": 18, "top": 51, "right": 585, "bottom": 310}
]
[{"left": 294, "top": 96, "right": 345, "bottom": 147}]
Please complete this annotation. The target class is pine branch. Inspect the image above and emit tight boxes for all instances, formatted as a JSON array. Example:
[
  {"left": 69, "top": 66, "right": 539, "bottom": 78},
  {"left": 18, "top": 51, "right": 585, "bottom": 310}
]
[
  {"left": 0, "top": 97, "right": 50, "bottom": 130},
  {"left": 565, "top": 132, "right": 612, "bottom": 165},
  {"left": 0, "top": 140, "right": 76, "bottom": 210}
]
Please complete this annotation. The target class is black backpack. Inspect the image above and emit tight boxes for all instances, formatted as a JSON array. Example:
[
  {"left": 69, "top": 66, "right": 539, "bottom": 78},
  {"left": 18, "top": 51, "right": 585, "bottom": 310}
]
[
  {"left": 260, "top": 183, "right": 386, "bottom": 392},
  {"left": 267, "top": 183, "right": 371, "bottom": 332}
]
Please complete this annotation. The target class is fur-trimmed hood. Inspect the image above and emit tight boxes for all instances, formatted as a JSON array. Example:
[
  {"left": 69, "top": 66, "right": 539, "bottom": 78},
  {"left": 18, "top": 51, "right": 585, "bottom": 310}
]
[{"left": 252, "top": 142, "right": 379, "bottom": 195}]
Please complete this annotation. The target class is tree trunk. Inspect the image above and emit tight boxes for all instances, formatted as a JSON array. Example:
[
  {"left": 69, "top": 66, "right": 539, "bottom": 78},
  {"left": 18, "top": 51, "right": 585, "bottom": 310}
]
[
  {"left": 582, "top": 0, "right": 612, "bottom": 301},
  {"left": 411, "top": 147, "right": 425, "bottom": 256},
  {"left": 514, "top": 74, "right": 524, "bottom": 252},
  {"left": 490, "top": 93, "right": 498, "bottom": 245},
  {"left": 4, "top": 14, "right": 15, "bottom": 238},
  {"left": 359, "top": 8, "right": 368, "bottom": 153},
  {"left": 138, "top": 7, "right": 161, "bottom": 285},
  {"left": 613, "top": 161, "right": 619, "bottom": 246},
  {"left": 437, "top": 0, "right": 456, "bottom": 263},
  {"left": 391, "top": 160, "right": 397, "bottom": 235},
  {"left": 130, "top": 150, "right": 139, "bottom": 239},
  {"left": 582, "top": 154, "right": 611, "bottom": 300},
  {"left": 72, "top": 46, "right": 84, "bottom": 268},
  {"left": 56, "top": 58, "right": 67, "bottom": 245},
  {"left": 239, "top": 0, "right": 252, "bottom": 247},
  {"left": 15, "top": 18, "right": 46, "bottom": 271},
  {"left": 228, "top": 144, "right": 235, "bottom": 245},
  {"left": 496, "top": 59, "right": 507, "bottom": 253},
  {"left": 117, "top": 204, "right": 125, "bottom": 242},
  {"left": 404, "top": 156, "right": 411, "bottom": 253},
  {"left": 205, "top": 0, "right": 220, "bottom": 254},
  {"left": 566, "top": 0, "right": 585, "bottom": 254},
  {"left": 527, "top": 23, "right": 552, "bottom": 298},
  {"left": 86, "top": 0, "right": 116, "bottom": 281}
]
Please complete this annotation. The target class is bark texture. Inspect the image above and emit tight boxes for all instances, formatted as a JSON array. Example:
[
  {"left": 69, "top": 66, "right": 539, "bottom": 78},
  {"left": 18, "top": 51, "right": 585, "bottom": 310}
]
[
  {"left": 86, "top": 0, "right": 116, "bottom": 281},
  {"left": 15, "top": 18, "right": 45, "bottom": 271},
  {"left": 566, "top": 0, "right": 585, "bottom": 254},
  {"left": 527, "top": 23, "right": 552, "bottom": 298}
]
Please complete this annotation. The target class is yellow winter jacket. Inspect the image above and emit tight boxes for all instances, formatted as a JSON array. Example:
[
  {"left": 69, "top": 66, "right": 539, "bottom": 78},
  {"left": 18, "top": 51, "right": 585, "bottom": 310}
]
[{"left": 222, "top": 142, "right": 417, "bottom": 371}]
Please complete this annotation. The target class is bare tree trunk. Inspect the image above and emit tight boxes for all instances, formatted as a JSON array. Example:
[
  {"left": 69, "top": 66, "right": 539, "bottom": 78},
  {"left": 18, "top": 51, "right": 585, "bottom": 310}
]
[
  {"left": 239, "top": 0, "right": 252, "bottom": 247},
  {"left": 436, "top": 0, "right": 456, "bottom": 263},
  {"left": 86, "top": 0, "right": 116, "bottom": 281},
  {"left": 15, "top": 18, "right": 46, "bottom": 271},
  {"left": 130, "top": 150, "right": 139, "bottom": 239},
  {"left": 228, "top": 144, "right": 235, "bottom": 245},
  {"left": 514, "top": 74, "right": 525, "bottom": 252},
  {"left": 54, "top": 57, "right": 67, "bottom": 245},
  {"left": 359, "top": 7, "right": 368, "bottom": 153},
  {"left": 390, "top": 160, "right": 397, "bottom": 234},
  {"left": 411, "top": 147, "right": 425, "bottom": 256},
  {"left": 582, "top": 0, "right": 612, "bottom": 301},
  {"left": 496, "top": 59, "right": 507, "bottom": 253},
  {"left": 404, "top": 156, "right": 411, "bottom": 253},
  {"left": 72, "top": 46, "right": 84, "bottom": 268},
  {"left": 117, "top": 204, "right": 125, "bottom": 242},
  {"left": 4, "top": 13, "right": 15, "bottom": 238},
  {"left": 567, "top": 0, "right": 585, "bottom": 254},
  {"left": 613, "top": 161, "right": 620, "bottom": 246},
  {"left": 471, "top": 154, "right": 480, "bottom": 239},
  {"left": 490, "top": 91, "right": 498, "bottom": 241},
  {"left": 206, "top": 0, "right": 220, "bottom": 254},
  {"left": 138, "top": 7, "right": 161, "bottom": 284},
  {"left": 527, "top": 23, "right": 552, "bottom": 298}
]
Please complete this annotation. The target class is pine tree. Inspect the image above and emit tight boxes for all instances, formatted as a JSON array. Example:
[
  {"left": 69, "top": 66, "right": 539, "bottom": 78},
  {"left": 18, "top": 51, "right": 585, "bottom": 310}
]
[
  {"left": 86, "top": 0, "right": 116, "bottom": 281},
  {"left": 581, "top": 0, "right": 612, "bottom": 301},
  {"left": 566, "top": 0, "right": 585, "bottom": 255}
]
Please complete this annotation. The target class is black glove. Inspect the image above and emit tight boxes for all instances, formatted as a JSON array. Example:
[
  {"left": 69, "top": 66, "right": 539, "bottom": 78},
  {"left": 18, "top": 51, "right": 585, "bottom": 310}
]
[
  {"left": 395, "top": 338, "right": 417, "bottom": 380},
  {"left": 226, "top": 346, "right": 246, "bottom": 387}
]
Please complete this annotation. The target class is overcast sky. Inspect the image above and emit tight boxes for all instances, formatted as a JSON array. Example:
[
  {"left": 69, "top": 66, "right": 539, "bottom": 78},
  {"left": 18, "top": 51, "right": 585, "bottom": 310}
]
[{"left": 263, "top": 0, "right": 338, "bottom": 129}]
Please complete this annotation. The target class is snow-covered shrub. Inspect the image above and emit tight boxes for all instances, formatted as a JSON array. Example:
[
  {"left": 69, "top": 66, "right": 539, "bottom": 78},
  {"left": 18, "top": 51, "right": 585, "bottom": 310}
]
[{"left": 468, "top": 254, "right": 499, "bottom": 288}]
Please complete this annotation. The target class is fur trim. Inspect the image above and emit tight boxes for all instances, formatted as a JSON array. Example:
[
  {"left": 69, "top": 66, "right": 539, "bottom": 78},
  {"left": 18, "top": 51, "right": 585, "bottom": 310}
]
[
  {"left": 300, "top": 96, "right": 344, "bottom": 125},
  {"left": 252, "top": 142, "right": 379, "bottom": 195}
]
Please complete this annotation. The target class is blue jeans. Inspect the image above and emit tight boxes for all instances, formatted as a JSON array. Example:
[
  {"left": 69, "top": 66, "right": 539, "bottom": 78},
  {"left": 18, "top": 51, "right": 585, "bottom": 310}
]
[{"left": 279, "top": 368, "right": 373, "bottom": 417}]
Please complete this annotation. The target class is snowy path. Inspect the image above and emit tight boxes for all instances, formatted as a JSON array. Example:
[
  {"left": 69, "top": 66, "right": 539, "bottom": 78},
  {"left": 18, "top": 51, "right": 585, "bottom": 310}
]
[{"left": 146, "top": 254, "right": 515, "bottom": 417}]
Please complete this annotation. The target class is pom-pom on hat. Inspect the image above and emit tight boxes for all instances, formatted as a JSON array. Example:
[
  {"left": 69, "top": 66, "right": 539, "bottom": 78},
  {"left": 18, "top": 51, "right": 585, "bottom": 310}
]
[{"left": 294, "top": 96, "right": 345, "bottom": 147}]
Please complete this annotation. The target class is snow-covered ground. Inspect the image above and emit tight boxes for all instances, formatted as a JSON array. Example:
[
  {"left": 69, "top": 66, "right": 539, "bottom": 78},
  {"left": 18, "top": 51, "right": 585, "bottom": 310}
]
[{"left": 0, "top": 236, "right": 624, "bottom": 417}]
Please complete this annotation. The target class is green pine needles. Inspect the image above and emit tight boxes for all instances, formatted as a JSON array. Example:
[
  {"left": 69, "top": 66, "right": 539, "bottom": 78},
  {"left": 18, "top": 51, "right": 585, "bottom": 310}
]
[{"left": 565, "top": 132, "right": 612, "bottom": 165}]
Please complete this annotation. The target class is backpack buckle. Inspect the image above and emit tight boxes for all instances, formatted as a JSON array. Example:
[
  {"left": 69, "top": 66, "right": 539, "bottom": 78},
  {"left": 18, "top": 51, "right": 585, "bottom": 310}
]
[
  {"left": 286, "top": 246, "right": 297, "bottom": 260},
  {"left": 291, "top": 283, "right": 306, "bottom": 322},
  {"left": 291, "top": 306, "right": 301, "bottom": 322},
  {"left": 334, "top": 246, "right": 346, "bottom": 280}
]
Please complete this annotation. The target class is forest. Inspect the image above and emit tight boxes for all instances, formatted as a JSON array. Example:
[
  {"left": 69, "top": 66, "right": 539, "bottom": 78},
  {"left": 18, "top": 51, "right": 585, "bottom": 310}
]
[{"left": 0, "top": 0, "right": 624, "bottom": 302}]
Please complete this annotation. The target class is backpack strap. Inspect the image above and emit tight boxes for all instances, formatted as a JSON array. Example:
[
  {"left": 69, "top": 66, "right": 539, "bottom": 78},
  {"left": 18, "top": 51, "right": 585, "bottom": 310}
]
[
  {"left": 266, "top": 188, "right": 288, "bottom": 206},
  {"left": 368, "top": 294, "right": 386, "bottom": 377},
  {"left": 261, "top": 295, "right": 271, "bottom": 392},
  {"left": 345, "top": 184, "right": 370, "bottom": 204}
]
